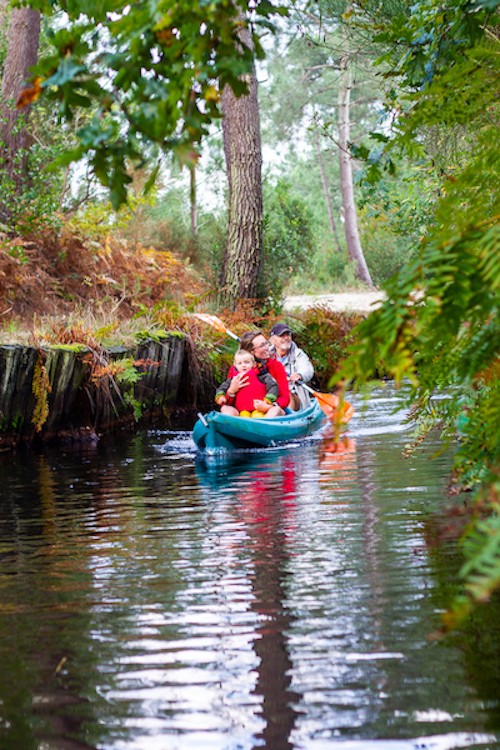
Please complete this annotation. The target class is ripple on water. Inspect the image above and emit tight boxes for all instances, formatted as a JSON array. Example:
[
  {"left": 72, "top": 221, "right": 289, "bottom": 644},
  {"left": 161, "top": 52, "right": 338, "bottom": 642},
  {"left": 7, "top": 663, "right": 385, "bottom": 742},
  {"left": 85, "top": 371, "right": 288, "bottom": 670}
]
[{"left": 0, "top": 386, "right": 499, "bottom": 749}]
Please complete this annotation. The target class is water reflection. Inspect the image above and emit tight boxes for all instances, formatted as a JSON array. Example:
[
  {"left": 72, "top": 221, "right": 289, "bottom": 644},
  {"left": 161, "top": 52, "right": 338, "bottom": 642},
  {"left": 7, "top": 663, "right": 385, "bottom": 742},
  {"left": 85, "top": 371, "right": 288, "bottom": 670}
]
[
  {"left": 197, "top": 450, "right": 304, "bottom": 749},
  {"left": 0, "top": 389, "right": 499, "bottom": 750}
]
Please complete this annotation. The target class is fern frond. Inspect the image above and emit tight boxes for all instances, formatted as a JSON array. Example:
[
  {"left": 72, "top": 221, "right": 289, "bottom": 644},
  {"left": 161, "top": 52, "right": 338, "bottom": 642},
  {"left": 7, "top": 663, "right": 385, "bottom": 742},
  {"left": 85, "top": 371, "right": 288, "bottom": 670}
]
[{"left": 460, "top": 488, "right": 500, "bottom": 603}]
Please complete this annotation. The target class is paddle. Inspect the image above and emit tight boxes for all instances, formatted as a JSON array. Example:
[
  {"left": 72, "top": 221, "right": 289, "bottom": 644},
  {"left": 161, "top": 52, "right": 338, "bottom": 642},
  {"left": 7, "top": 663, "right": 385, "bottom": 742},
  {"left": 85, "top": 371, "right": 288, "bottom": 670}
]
[
  {"left": 298, "top": 381, "right": 354, "bottom": 424},
  {"left": 192, "top": 312, "right": 354, "bottom": 424},
  {"left": 192, "top": 313, "right": 240, "bottom": 341}
]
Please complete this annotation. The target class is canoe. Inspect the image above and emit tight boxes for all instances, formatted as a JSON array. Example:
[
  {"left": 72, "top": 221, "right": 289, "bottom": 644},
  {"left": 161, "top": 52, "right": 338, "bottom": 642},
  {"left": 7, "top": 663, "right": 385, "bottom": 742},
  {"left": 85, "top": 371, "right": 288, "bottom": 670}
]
[{"left": 192, "top": 399, "right": 325, "bottom": 450}]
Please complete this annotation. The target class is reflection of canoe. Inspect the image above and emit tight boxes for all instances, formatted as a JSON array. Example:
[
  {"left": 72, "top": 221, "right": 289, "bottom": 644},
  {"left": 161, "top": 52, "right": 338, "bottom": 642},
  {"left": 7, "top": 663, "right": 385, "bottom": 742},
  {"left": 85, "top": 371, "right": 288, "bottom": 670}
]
[
  {"left": 195, "top": 448, "right": 286, "bottom": 489},
  {"left": 193, "top": 400, "right": 325, "bottom": 450}
]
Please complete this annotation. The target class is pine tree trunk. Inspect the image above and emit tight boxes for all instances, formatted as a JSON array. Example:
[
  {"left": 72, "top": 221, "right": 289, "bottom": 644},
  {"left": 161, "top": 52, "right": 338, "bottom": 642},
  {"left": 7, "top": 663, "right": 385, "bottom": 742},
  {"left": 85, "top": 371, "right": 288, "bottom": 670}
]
[
  {"left": 337, "top": 51, "right": 374, "bottom": 288},
  {"left": 0, "top": 7, "right": 41, "bottom": 224},
  {"left": 189, "top": 165, "right": 197, "bottom": 236},
  {"left": 219, "top": 24, "right": 263, "bottom": 306}
]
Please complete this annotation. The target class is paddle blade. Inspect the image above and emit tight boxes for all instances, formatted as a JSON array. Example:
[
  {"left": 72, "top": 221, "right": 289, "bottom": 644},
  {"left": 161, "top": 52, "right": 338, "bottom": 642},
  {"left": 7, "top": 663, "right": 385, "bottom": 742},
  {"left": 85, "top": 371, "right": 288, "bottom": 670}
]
[
  {"left": 313, "top": 390, "right": 354, "bottom": 424},
  {"left": 192, "top": 313, "right": 240, "bottom": 340}
]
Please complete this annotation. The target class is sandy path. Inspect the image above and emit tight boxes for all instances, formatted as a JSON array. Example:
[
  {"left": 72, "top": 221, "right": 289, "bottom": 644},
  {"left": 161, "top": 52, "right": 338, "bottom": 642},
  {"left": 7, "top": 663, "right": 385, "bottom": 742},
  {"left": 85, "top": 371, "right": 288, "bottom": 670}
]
[{"left": 283, "top": 291, "right": 386, "bottom": 313}]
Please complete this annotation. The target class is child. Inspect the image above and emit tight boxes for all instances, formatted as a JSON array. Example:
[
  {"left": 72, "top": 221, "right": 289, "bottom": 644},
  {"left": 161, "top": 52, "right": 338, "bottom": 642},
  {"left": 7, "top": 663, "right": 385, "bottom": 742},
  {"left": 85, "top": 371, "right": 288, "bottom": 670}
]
[{"left": 215, "top": 349, "right": 278, "bottom": 417}]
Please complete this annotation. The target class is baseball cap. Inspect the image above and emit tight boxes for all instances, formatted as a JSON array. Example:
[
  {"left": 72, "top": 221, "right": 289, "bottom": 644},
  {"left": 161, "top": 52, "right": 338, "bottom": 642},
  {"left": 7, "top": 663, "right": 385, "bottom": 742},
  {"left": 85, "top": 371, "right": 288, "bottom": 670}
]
[{"left": 270, "top": 322, "right": 292, "bottom": 336}]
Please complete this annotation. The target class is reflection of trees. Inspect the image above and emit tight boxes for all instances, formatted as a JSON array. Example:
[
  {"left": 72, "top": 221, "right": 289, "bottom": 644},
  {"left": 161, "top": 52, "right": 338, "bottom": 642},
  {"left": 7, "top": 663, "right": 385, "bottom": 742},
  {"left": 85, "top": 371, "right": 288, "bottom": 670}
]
[
  {"left": 424, "top": 513, "right": 500, "bottom": 732},
  {"left": 319, "top": 433, "right": 385, "bottom": 641},
  {"left": 234, "top": 456, "right": 300, "bottom": 750},
  {"left": 199, "top": 451, "right": 306, "bottom": 748},
  {"left": 356, "top": 440, "right": 385, "bottom": 649},
  {"left": 0, "top": 435, "right": 196, "bottom": 750},
  {"left": 0, "top": 450, "right": 101, "bottom": 749}
]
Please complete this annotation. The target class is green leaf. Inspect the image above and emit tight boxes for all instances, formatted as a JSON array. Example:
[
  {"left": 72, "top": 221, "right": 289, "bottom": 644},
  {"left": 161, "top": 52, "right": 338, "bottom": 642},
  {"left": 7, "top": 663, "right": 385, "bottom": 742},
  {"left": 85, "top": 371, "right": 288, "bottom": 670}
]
[{"left": 44, "top": 57, "right": 87, "bottom": 87}]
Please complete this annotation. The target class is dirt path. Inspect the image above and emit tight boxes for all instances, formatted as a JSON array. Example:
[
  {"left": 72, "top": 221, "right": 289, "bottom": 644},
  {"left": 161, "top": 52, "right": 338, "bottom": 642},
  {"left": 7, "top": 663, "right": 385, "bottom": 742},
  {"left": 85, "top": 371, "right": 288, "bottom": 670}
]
[{"left": 283, "top": 291, "right": 386, "bottom": 313}]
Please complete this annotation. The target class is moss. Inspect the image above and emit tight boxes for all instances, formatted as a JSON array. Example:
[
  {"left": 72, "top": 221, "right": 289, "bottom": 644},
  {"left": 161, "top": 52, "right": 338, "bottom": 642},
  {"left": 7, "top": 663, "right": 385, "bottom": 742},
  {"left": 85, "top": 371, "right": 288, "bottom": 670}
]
[
  {"left": 167, "top": 330, "right": 185, "bottom": 339},
  {"left": 47, "top": 343, "right": 88, "bottom": 353},
  {"left": 0, "top": 413, "right": 25, "bottom": 431}
]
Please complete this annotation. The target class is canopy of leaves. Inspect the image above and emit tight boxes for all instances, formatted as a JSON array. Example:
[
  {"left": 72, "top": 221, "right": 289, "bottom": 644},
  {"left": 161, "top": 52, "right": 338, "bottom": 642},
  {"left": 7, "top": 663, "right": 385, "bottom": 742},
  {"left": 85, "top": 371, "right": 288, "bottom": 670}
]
[{"left": 22, "top": 0, "right": 285, "bottom": 207}]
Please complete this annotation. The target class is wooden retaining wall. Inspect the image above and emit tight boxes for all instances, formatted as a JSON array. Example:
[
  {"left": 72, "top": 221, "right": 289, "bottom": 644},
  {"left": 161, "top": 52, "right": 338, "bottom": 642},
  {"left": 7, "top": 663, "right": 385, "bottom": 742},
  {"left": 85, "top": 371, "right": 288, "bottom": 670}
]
[{"left": 0, "top": 334, "right": 203, "bottom": 449}]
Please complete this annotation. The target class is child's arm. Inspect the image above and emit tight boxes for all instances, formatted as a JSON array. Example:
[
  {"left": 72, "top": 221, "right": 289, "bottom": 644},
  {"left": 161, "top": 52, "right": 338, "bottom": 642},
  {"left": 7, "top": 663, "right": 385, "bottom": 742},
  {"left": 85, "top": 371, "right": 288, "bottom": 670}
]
[{"left": 215, "top": 376, "right": 231, "bottom": 406}]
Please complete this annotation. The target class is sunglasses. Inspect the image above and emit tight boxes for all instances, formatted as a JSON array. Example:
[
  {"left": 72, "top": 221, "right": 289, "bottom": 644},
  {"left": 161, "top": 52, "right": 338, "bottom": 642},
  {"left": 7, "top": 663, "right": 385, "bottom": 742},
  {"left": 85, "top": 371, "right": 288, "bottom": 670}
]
[{"left": 252, "top": 340, "right": 270, "bottom": 351}]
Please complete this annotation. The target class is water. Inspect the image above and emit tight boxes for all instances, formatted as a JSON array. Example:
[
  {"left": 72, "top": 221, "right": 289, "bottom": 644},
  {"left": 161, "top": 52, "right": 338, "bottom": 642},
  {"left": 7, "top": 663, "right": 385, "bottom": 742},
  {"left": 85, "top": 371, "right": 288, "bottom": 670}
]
[{"left": 1, "top": 387, "right": 499, "bottom": 750}]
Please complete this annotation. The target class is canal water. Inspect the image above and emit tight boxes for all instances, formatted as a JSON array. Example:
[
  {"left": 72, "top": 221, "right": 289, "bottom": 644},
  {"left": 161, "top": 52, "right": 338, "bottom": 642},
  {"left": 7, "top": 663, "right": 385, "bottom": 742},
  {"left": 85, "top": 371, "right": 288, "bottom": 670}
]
[{"left": 1, "top": 387, "right": 499, "bottom": 750}]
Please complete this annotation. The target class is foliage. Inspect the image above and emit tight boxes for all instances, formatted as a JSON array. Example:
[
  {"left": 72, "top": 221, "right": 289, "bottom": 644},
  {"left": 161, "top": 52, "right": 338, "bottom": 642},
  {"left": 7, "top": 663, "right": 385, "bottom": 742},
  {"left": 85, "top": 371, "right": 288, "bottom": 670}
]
[
  {"left": 285, "top": 306, "right": 364, "bottom": 388},
  {"left": 1, "top": 17, "right": 98, "bottom": 236},
  {"left": 259, "top": 178, "right": 315, "bottom": 303},
  {"left": 0, "top": 225, "right": 205, "bottom": 326},
  {"left": 335, "top": 0, "right": 500, "bottom": 625},
  {"left": 23, "top": 0, "right": 286, "bottom": 208},
  {"left": 136, "top": 185, "right": 227, "bottom": 278},
  {"left": 356, "top": 157, "right": 441, "bottom": 284},
  {"left": 0, "top": 127, "right": 64, "bottom": 235},
  {"left": 442, "top": 481, "right": 500, "bottom": 630},
  {"left": 358, "top": 209, "right": 416, "bottom": 286}
]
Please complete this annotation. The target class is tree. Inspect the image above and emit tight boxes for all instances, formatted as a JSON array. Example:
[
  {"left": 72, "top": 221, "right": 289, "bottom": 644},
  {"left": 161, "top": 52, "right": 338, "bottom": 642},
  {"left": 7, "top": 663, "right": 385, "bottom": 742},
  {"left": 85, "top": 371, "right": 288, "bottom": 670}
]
[
  {"left": 0, "top": 6, "right": 41, "bottom": 224},
  {"left": 314, "top": 130, "right": 343, "bottom": 254},
  {"left": 335, "top": 0, "right": 500, "bottom": 626},
  {"left": 219, "top": 21, "right": 264, "bottom": 303},
  {"left": 337, "top": 30, "right": 373, "bottom": 287},
  {"left": 260, "top": 2, "right": 377, "bottom": 286}
]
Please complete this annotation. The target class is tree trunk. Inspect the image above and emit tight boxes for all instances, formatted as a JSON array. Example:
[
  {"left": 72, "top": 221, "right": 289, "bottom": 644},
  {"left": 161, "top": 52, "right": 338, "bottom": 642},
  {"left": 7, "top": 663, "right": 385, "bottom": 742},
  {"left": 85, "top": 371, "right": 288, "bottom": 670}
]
[
  {"left": 337, "top": 51, "right": 374, "bottom": 288},
  {"left": 314, "top": 130, "right": 343, "bottom": 254},
  {"left": 0, "top": 7, "right": 41, "bottom": 224},
  {"left": 219, "top": 23, "right": 263, "bottom": 305},
  {"left": 189, "top": 164, "right": 197, "bottom": 236}
]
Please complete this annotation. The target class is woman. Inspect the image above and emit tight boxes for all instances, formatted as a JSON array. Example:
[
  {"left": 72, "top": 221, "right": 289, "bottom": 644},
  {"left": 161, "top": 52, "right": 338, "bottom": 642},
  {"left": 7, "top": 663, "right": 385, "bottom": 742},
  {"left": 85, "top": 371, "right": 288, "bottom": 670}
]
[{"left": 226, "top": 330, "right": 290, "bottom": 417}]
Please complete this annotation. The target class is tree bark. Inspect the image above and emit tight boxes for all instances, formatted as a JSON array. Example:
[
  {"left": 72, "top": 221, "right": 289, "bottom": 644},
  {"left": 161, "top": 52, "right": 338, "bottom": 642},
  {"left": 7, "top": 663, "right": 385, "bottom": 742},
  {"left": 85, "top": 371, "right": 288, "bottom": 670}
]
[
  {"left": 314, "top": 130, "right": 343, "bottom": 254},
  {"left": 337, "top": 51, "right": 374, "bottom": 288},
  {"left": 0, "top": 7, "right": 41, "bottom": 223},
  {"left": 189, "top": 164, "right": 197, "bottom": 236},
  {"left": 219, "top": 23, "right": 263, "bottom": 305}
]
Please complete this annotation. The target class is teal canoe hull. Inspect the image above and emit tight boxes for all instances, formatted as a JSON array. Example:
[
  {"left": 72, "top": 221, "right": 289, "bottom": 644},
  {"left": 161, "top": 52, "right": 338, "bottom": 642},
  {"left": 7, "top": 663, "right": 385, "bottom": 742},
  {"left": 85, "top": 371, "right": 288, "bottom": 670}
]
[{"left": 192, "top": 399, "right": 325, "bottom": 450}]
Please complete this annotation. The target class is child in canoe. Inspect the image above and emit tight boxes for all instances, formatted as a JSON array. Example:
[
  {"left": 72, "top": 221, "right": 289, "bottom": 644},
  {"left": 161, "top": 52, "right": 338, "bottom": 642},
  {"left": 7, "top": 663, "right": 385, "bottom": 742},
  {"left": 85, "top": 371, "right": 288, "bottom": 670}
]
[{"left": 215, "top": 349, "right": 279, "bottom": 418}]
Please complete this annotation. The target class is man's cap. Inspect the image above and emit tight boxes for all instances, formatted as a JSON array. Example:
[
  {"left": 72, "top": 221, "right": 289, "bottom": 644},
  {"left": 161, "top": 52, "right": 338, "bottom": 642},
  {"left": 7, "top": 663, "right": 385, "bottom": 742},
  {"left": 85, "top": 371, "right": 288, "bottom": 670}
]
[{"left": 270, "top": 322, "right": 292, "bottom": 336}]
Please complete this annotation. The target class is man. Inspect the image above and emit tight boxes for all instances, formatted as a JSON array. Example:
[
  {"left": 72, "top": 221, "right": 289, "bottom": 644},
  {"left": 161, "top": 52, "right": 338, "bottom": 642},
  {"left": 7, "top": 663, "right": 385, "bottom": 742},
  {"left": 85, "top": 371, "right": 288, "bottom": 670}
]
[{"left": 269, "top": 322, "right": 314, "bottom": 410}]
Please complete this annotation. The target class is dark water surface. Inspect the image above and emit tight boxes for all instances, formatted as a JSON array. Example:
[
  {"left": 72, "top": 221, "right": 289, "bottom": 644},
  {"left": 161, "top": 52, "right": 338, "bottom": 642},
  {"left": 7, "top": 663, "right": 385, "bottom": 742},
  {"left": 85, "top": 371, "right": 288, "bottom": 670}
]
[{"left": 1, "top": 387, "right": 499, "bottom": 750}]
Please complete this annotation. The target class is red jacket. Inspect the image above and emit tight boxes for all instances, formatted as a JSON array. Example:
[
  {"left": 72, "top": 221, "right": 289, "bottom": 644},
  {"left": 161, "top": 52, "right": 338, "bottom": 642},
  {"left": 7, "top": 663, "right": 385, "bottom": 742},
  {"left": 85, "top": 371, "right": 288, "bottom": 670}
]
[
  {"left": 217, "top": 366, "right": 278, "bottom": 411},
  {"left": 217, "top": 357, "right": 289, "bottom": 411},
  {"left": 265, "top": 357, "right": 290, "bottom": 409}
]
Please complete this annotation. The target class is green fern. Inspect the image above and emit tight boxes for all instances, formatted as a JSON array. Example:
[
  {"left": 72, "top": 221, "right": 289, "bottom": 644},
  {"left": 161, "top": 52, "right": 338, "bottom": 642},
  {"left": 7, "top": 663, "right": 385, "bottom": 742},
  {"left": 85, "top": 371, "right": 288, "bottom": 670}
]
[
  {"left": 461, "top": 511, "right": 500, "bottom": 602},
  {"left": 336, "top": 1, "right": 500, "bottom": 628}
]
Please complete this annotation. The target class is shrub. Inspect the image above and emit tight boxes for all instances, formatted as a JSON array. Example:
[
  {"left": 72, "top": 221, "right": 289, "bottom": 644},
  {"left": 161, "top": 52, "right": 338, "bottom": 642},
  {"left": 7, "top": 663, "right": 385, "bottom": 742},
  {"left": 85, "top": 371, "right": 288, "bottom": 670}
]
[
  {"left": 259, "top": 178, "right": 315, "bottom": 303},
  {"left": 284, "top": 306, "right": 364, "bottom": 389}
]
